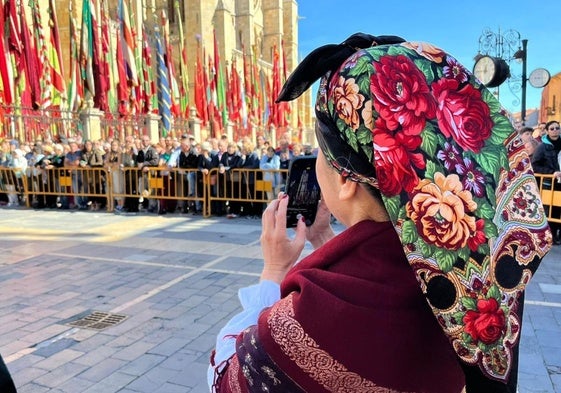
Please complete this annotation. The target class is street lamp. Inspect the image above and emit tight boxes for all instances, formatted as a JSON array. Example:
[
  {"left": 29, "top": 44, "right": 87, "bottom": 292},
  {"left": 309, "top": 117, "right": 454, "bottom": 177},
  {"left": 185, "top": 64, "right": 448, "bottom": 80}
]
[{"left": 473, "top": 28, "right": 528, "bottom": 122}]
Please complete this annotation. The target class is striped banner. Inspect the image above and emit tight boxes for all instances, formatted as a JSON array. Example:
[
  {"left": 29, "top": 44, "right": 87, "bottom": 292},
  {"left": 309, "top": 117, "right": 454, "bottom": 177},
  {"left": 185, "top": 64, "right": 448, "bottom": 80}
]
[
  {"left": 155, "top": 29, "right": 171, "bottom": 136},
  {"left": 29, "top": 0, "right": 52, "bottom": 109},
  {"left": 118, "top": 0, "right": 138, "bottom": 87}
]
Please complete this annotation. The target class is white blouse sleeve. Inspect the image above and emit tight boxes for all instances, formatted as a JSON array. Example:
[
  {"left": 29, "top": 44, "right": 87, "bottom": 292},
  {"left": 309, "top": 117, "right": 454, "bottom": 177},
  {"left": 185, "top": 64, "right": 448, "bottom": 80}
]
[{"left": 207, "top": 280, "right": 280, "bottom": 390}]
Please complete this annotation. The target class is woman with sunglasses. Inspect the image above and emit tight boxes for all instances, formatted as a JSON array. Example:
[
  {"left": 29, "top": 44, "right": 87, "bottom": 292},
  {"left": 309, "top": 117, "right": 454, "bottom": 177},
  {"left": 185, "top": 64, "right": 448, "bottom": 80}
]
[{"left": 531, "top": 120, "right": 561, "bottom": 244}]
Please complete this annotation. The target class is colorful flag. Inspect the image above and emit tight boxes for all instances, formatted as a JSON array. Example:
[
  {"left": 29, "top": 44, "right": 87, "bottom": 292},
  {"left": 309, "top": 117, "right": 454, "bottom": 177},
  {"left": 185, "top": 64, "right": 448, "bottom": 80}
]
[
  {"left": 29, "top": 0, "right": 52, "bottom": 109},
  {"left": 115, "top": 23, "right": 129, "bottom": 116},
  {"left": 68, "top": 0, "right": 83, "bottom": 111},
  {"left": 21, "top": 1, "right": 41, "bottom": 109},
  {"left": 161, "top": 10, "right": 180, "bottom": 117},
  {"left": 47, "top": 0, "right": 66, "bottom": 107},
  {"left": 79, "top": 0, "right": 95, "bottom": 102},
  {"left": 228, "top": 58, "right": 242, "bottom": 124},
  {"left": 141, "top": 29, "right": 156, "bottom": 114},
  {"left": 194, "top": 42, "right": 208, "bottom": 126},
  {"left": 251, "top": 46, "right": 261, "bottom": 126},
  {"left": 213, "top": 30, "right": 228, "bottom": 129},
  {"left": 155, "top": 29, "right": 171, "bottom": 136},
  {"left": 98, "top": 0, "right": 113, "bottom": 112},
  {"left": 175, "top": 0, "right": 189, "bottom": 116},
  {"left": 118, "top": 0, "right": 138, "bottom": 87},
  {"left": 90, "top": 0, "right": 108, "bottom": 111},
  {"left": 0, "top": 3, "right": 14, "bottom": 105}
]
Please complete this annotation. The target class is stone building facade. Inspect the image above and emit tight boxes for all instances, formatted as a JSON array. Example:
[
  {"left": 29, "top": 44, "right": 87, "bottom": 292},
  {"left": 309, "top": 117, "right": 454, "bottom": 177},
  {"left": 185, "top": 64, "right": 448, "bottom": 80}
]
[{"left": 53, "top": 0, "right": 314, "bottom": 145}]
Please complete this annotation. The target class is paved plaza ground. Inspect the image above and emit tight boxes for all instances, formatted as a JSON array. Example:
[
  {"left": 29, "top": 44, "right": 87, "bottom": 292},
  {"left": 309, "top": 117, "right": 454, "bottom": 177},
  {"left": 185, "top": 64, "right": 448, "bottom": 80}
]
[{"left": 0, "top": 208, "right": 560, "bottom": 393}]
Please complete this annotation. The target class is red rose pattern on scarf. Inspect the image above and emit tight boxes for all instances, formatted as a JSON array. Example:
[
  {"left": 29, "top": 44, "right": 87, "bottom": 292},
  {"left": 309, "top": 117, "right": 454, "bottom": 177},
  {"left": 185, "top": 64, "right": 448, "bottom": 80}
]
[{"left": 316, "top": 42, "right": 552, "bottom": 381}]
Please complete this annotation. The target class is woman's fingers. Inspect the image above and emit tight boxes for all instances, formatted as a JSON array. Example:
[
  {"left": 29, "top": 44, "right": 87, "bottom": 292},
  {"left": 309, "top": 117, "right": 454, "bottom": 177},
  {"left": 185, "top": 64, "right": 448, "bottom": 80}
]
[{"left": 273, "top": 193, "right": 289, "bottom": 230}]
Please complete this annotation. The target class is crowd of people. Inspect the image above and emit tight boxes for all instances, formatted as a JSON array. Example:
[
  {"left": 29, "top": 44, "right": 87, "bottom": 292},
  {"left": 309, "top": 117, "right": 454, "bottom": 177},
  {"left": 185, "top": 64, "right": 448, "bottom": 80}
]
[
  {"left": 520, "top": 120, "right": 561, "bottom": 244},
  {"left": 0, "top": 131, "right": 316, "bottom": 217}
]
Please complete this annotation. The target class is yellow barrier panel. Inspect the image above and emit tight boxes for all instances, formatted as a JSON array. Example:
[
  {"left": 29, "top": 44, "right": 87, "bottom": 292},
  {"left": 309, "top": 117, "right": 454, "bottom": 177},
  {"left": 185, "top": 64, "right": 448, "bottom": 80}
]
[
  {"left": 534, "top": 173, "right": 561, "bottom": 224},
  {"left": 0, "top": 166, "right": 287, "bottom": 217},
  {"left": 206, "top": 167, "right": 288, "bottom": 216}
]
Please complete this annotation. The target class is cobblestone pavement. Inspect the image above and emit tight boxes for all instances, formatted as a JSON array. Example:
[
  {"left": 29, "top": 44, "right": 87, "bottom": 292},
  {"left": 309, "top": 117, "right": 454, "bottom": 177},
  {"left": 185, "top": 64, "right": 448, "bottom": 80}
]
[{"left": 0, "top": 208, "right": 559, "bottom": 393}]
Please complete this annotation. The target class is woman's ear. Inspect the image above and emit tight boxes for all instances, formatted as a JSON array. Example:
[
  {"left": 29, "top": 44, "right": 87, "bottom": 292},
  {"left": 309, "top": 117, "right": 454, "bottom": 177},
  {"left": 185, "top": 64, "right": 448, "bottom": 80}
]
[{"left": 338, "top": 174, "right": 358, "bottom": 201}]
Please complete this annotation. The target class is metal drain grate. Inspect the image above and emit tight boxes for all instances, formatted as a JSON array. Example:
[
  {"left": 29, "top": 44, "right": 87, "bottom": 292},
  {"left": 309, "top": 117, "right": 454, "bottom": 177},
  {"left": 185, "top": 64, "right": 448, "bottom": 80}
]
[{"left": 67, "top": 311, "right": 128, "bottom": 330}]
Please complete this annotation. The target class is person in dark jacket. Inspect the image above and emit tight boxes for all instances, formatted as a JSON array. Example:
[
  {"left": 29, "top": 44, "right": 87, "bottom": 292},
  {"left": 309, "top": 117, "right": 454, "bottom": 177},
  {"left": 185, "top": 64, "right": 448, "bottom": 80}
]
[
  {"left": 531, "top": 120, "right": 561, "bottom": 244},
  {"left": 197, "top": 142, "right": 219, "bottom": 215}
]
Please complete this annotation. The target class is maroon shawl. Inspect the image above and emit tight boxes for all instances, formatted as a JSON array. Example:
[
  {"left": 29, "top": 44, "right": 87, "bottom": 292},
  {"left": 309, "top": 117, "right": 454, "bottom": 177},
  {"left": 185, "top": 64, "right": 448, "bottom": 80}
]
[{"left": 216, "top": 220, "right": 465, "bottom": 392}]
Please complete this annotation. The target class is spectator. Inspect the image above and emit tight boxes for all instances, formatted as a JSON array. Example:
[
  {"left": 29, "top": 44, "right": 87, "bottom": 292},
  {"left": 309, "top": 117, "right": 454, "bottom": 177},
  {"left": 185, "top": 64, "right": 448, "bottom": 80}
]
[
  {"left": 7, "top": 148, "right": 27, "bottom": 206},
  {"left": 531, "top": 120, "right": 561, "bottom": 245},
  {"left": 105, "top": 139, "right": 126, "bottom": 213},
  {"left": 136, "top": 135, "right": 159, "bottom": 212},
  {"left": 239, "top": 139, "right": 261, "bottom": 217},
  {"left": 197, "top": 141, "right": 219, "bottom": 215},
  {"left": 259, "top": 146, "right": 281, "bottom": 201},
  {"left": 175, "top": 136, "right": 200, "bottom": 213},
  {"left": 65, "top": 140, "right": 86, "bottom": 209},
  {"left": 219, "top": 141, "right": 243, "bottom": 217},
  {"left": 518, "top": 126, "right": 534, "bottom": 143},
  {"left": 81, "top": 140, "right": 104, "bottom": 210}
]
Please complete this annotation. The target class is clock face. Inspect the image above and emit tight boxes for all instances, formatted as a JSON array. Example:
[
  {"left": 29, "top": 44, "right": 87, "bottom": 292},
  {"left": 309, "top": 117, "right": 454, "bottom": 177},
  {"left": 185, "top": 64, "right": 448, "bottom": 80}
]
[
  {"left": 473, "top": 56, "right": 496, "bottom": 85},
  {"left": 529, "top": 68, "right": 551, "bottom": 88}
]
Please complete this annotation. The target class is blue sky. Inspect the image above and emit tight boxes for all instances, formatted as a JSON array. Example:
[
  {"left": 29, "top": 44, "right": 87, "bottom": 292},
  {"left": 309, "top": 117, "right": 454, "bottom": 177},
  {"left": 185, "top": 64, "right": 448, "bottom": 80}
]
[{"left": 297, "top": 0, "right": 561, "bottom": 115}]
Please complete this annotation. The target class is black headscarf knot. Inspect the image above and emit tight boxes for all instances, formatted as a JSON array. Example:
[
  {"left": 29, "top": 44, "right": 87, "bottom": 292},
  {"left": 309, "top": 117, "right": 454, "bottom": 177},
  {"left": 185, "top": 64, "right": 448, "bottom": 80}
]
[{"left": 275, "top": 33, "right": 406, "bottom": 103}]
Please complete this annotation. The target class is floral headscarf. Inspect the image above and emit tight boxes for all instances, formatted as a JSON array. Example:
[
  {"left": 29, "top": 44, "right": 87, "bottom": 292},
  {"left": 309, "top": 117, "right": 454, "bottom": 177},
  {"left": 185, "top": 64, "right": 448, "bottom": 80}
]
[{"left": 278, "top": 33, "right": 553, "bottom": 389}]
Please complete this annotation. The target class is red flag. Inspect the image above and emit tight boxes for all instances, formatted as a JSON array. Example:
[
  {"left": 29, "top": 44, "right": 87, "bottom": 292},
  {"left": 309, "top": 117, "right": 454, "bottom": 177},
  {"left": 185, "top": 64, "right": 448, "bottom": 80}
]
[
  {"left": 251, "top": 47, "right": 261, "bottom": 125},
  {"left": 6, "top": 0, "right": 22, "bottom": 82},
  {"left": 115, "top": 23, "right": 129, "bottom": 116},
  {"left": 0, "top": 4, "right": 14, "bottom": 105},
  {"left": 194, "top": 44, "right": 208, "bottom": 126},
  {"left": 228, "top": 58, "right": 241, "bottom": 124},
  {"left": 269, "top": 45, "right": 281, "bottom": 126},
  {"left": 280, "top": 41, "right": 291, "bottom": 124},
  {"left": 21, "top": 2, "right": 41, "bottom": 109},
  {"left": 89, "top": 0, "right": 108, "bottom": 111}
]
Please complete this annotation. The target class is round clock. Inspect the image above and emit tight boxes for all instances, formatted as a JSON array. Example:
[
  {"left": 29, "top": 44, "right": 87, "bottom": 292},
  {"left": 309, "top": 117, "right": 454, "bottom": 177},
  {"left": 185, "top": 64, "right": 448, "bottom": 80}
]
[
  {"left": 528, "top": 68, "right": 551, "bottom": 88},
  {"left": 473, "top": 55, "right": 510, "bottom": 88}
]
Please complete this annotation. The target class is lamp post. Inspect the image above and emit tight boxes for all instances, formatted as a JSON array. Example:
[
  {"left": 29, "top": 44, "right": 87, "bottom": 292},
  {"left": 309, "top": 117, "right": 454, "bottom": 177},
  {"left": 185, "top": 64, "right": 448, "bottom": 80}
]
[
  {"left": 473, "top": 28, "right": 527, "bottom": 123},
  {"left": 515, "top": 39, "right": 528, "bottom": 122}
]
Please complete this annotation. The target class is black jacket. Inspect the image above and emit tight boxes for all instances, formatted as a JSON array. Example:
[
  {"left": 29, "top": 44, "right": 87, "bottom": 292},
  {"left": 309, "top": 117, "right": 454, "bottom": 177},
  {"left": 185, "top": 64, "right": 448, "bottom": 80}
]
[
  {"left": 136, "top": 146, "right": 159, "bottom": 167},
  {"left": 531, "top": 137, "right": 561, "bottom": 174}
]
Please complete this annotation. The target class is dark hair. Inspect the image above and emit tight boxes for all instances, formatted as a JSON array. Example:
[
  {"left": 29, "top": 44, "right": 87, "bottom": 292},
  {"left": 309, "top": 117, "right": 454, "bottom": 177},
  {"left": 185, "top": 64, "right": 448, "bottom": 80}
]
[
  {"left": 518, "top": 126, "right": 533, "bottom": 135},
  {"left": 545, "top": 120, "right": 560, "bottom": 130}
]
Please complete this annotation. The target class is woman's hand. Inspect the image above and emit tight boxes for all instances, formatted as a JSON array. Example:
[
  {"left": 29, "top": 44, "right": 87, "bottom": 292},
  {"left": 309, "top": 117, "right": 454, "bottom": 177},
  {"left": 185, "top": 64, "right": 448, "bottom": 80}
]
[
  {"left": 260, "top": 193, "right": 307, "bottom": 284},
  {"left": 306, "top": 198, "right": 335, "bottom": 249}
]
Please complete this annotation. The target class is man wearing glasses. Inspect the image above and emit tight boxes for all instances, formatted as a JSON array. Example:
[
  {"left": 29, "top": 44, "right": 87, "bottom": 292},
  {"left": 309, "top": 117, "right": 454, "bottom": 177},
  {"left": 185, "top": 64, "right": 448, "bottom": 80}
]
[{"left": 531, "top": 120, "right": 561, "bottom": 244}]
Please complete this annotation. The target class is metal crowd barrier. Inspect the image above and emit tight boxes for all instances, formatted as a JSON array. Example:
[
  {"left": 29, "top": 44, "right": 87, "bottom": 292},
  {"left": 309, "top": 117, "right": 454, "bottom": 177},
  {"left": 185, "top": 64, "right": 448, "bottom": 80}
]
[
  {"left": 206, "top": 167, "right": 288, "bottom": 216},
  {"left": 5, "top": 170, "right": 557, "bottom": 224},
  {"left": 0, "top": 166, "right": 288, "bottom": 217},
  {"left": 535, "top": 173, "right": 561, "bottom": 224}
]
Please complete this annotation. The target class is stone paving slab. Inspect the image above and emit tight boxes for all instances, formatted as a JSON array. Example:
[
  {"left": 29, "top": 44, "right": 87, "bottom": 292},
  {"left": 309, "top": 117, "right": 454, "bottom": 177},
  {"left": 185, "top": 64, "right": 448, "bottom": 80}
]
[{"left": 0, "top": 208, "right": 560, "bottom": 392}]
